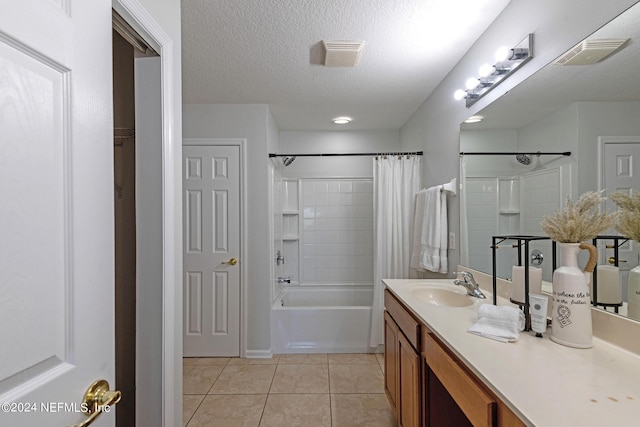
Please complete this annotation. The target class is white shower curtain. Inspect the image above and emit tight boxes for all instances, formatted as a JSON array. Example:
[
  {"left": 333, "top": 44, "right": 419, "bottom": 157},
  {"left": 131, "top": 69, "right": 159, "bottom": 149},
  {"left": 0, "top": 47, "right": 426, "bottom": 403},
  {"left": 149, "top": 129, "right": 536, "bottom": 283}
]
[
  {"left": 459, "top": 155, "right": 469, "bottom": 266},
  {"left": 370, "top": 155, "right": 422, "bottom": 347}
]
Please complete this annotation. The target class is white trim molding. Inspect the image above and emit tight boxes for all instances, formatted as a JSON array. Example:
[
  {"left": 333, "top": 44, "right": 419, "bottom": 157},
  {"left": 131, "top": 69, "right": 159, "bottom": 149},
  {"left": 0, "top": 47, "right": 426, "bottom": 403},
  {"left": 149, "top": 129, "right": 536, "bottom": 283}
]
[
  {"left": 112, "top": 1, "right": 181, "bottom": 425},
  {"left": 245, "top": 349, "right": 274, "bottom": 359}
]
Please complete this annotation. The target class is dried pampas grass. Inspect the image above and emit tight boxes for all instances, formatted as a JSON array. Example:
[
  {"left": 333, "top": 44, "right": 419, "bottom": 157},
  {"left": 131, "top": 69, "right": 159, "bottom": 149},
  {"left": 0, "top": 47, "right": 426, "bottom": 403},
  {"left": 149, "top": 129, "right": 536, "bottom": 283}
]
[
  {"left": 540, "top": 191, "right": 616, "bottom": 243},
  {"left": 610, "top": 192, "right": 640, "bottom": 242}
]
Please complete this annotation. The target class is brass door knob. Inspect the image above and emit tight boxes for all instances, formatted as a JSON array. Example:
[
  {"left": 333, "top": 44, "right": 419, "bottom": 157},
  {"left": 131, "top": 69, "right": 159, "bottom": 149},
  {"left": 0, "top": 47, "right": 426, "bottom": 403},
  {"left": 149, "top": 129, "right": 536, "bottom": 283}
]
[
  {"left": 608, "top": 256, "right": 626, "bottom": 264},
  {"left": 223, "top": 257, "right": 238, "bottom": 266},
  {"left": 72, "top": 379, "right": 121, "bottom": 427}
]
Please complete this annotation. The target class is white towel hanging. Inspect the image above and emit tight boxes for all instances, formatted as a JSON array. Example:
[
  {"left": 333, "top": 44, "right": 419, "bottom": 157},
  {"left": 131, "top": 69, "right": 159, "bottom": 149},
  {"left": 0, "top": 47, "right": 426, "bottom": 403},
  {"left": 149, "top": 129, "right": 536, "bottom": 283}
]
[{"left": 410, "top": 186, "right": 448, "bottom": 273}]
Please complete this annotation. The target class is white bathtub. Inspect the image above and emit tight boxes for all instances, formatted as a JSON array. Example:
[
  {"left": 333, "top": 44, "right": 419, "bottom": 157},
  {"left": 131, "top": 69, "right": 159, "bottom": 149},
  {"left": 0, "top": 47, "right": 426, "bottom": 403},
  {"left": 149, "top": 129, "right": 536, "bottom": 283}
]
[{"left": 271, "top": 285, "right": 375, "bottom": 354}]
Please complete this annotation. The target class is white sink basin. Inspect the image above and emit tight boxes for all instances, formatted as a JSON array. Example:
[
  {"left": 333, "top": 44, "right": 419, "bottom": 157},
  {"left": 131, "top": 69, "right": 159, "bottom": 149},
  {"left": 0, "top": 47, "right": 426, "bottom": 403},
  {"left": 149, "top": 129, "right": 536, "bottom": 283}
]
[{"left": 410, "top": 287, "right": 474, "bottom": 307}]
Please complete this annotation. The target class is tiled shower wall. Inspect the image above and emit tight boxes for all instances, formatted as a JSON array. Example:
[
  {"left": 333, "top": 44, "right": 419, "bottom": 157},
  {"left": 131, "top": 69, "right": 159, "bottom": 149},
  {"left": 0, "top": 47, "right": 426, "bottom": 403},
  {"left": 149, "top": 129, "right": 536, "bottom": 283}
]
[
  {"left": 301, "top": 179, "right": 374, "bottom": 283},
  {"left": 521, "top": 168, "right": 561, "bottom": 282},
  {"left": 271, "top": 168, "right": 285, "bottom": 300}
]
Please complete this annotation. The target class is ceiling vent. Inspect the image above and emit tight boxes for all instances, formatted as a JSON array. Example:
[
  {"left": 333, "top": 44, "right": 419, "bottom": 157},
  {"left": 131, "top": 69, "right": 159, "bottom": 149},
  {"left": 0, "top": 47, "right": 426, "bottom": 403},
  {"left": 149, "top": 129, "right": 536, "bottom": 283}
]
[
  {"left": 322, "top": 40, "right": 364, "bottom": 67},
  {"left": 554, "top": 38, "right": 628, "bottom": 65}
]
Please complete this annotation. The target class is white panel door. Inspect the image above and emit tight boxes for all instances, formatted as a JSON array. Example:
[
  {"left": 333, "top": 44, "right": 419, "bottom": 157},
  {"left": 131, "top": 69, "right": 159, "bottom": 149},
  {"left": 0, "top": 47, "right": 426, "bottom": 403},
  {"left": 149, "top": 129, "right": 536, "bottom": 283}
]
[
  {"left": 0, "top": 0, "right": 116, "bottom": 426},
  {"left": 603, "top": 139, "right": 640, "bottom": 301},
  {"left": 183, "top": 144, "right": 241, "bottom": 357}
]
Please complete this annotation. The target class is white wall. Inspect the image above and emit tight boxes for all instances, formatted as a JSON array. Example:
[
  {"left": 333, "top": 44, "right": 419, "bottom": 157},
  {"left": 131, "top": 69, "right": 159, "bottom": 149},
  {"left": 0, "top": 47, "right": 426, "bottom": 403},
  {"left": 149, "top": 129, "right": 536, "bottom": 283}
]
[
  {"left": 183, "top": 104, "right": 274, "bottom": 355},
  {"left": 460, "top": 129, "right": 518, "bottom": 176},
  {"left": 400, "top": 0, "right": 639, "bottom": 276},
  {"left": 135, "top": 55, "right": 164, "bottom": 427}
]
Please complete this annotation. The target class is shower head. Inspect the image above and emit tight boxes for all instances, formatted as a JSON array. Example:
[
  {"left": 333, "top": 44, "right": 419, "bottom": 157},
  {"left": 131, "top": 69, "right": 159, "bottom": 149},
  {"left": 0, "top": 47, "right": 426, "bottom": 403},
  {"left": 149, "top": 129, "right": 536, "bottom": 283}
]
[
  {"left": 515, "top": 153, "right": 531, "bottom": 165},
  {"left": 282, "top": 156, "right": 296, "bottom": 166}
]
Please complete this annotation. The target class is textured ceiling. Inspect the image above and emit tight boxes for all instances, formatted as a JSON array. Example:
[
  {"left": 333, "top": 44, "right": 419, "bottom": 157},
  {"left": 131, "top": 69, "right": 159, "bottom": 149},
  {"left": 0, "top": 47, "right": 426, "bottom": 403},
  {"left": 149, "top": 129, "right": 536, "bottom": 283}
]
[{"left": 181, "top": 0, "right": 511, "bottom": 131}]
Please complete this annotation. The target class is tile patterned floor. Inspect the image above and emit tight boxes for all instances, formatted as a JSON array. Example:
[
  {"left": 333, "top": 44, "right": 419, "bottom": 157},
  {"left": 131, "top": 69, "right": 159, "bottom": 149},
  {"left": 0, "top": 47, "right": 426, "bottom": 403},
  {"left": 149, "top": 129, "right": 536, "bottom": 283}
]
[{"left": 183, "top": 353, "right": 397, "bottom": 426}]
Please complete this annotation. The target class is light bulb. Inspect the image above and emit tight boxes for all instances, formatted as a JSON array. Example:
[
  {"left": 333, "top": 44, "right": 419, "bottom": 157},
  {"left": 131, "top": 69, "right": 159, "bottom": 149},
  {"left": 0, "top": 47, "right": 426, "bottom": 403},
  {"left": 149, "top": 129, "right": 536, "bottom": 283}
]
[
  {"left": 454, "top": 89, "right": 466, "bottom": 100},
  {"left": 465, "top": 77, "right": 480, "bottom": 90},
  {"left": 478, "top": 64, "right": 495, "bottom": 77},
  {"left": 494, "top": 46, "right": 510, "bottom": 62}
]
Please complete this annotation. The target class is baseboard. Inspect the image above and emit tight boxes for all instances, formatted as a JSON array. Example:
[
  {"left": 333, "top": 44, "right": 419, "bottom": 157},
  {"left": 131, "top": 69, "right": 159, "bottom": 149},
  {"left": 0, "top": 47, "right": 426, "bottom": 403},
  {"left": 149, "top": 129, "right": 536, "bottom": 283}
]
[{"left": 244, "top": 349, "right": 274, "bottom": 359}]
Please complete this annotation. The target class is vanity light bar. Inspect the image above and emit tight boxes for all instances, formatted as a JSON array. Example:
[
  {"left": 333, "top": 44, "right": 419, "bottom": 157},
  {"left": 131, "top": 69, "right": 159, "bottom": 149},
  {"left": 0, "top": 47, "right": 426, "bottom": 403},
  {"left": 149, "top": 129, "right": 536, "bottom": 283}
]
[{"left": 454, "top": 34, "right": 534, "bottom": 107}]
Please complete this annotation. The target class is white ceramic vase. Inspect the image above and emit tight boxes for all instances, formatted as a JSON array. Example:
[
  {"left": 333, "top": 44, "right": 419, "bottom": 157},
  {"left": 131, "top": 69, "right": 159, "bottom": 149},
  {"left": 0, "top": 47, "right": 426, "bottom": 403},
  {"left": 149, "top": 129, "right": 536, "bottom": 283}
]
[
  {"left": 550, "top": 243, "right": 597, "bottom": 349},
  {"left": 627, "top": 264, "right": 640, "bottom": 321}
]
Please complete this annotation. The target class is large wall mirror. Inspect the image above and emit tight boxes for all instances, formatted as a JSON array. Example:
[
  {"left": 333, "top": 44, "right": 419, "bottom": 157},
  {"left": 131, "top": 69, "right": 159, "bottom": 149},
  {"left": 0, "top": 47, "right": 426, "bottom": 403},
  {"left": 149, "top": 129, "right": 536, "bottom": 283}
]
[{"left": 459, "top": 1, "right": 640, "bottom": 322}]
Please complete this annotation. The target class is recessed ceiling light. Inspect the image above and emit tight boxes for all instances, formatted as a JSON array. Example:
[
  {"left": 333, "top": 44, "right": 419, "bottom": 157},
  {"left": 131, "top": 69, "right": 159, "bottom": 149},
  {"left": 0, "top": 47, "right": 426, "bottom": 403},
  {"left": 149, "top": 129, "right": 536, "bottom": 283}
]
[
  {"left": 332, "top": 116, "right": 352, "bottom": 124},
  {"left": 464, "top": 116, "right": 483, "bottom": 124}
]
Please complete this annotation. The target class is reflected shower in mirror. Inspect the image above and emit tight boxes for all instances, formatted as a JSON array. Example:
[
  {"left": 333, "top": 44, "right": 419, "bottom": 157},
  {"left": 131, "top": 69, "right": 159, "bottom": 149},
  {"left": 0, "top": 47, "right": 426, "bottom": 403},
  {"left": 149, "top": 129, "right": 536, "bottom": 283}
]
[
  {"left": 458, "top": 1, "right": 640, "bottom": 321},
  {"left": 459, "top": 149, "right": 573, "bottom": 284}
]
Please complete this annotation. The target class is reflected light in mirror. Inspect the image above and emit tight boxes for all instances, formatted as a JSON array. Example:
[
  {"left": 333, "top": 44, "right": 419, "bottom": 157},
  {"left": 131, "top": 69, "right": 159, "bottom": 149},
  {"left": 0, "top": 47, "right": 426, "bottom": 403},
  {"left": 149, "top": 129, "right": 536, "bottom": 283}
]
[{"left": 464, "top": 116, "right": 483, "bottom": 123}]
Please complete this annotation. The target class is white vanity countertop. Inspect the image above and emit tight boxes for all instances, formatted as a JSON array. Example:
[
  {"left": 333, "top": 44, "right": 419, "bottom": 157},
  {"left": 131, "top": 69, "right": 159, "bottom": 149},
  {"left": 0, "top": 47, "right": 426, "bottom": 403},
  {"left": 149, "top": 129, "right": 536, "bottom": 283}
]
[{"left": 383, "top": 278, "right": 640, "bottom": 427}]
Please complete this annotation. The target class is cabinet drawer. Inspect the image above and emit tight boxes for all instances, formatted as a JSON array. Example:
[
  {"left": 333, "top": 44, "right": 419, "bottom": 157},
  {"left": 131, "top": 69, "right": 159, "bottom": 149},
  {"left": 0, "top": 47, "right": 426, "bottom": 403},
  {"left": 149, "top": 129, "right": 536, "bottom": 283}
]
[
  {"left": 385, "top": 289, "right": 420, "bottom": 349},
  {"left": 423, "top": 332, "right": 496, "bottom": 427}
]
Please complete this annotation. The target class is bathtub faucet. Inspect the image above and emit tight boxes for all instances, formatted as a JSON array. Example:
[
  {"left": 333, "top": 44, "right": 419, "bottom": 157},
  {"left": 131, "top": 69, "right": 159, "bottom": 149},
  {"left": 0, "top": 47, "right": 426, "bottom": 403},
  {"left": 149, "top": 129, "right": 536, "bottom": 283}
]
[{"left": 277, "top": 276, "right": 291, "bottom": 284}]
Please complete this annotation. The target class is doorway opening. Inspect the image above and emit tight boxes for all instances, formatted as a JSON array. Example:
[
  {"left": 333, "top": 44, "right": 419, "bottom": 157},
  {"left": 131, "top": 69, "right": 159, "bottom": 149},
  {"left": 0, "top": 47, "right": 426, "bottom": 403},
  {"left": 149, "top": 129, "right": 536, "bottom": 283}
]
[{"left": 112, "top": 10, "right": 159, "bottom": 426}]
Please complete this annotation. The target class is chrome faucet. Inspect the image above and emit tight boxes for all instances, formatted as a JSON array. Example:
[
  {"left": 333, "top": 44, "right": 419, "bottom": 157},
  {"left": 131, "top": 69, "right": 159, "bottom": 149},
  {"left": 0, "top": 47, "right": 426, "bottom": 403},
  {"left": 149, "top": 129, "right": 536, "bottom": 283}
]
[{"left": 454, "top": 271, "right": 486, "bottom": 299}]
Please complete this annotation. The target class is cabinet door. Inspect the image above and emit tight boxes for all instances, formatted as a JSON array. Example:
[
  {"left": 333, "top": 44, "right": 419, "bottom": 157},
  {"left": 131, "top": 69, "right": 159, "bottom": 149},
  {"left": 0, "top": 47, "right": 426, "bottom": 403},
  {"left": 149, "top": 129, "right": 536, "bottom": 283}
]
[
  {"left": 399, "top": 332, "right": 421, "bottom": 427},
  {"left": 424, "top": 332, "right": 496, "bottom": 427},
  {"left": 426, "top": 363, "right": 473, "bottom": 427},
  {"left": 384, "top": 311, "right": 399, "bottom": 416}
]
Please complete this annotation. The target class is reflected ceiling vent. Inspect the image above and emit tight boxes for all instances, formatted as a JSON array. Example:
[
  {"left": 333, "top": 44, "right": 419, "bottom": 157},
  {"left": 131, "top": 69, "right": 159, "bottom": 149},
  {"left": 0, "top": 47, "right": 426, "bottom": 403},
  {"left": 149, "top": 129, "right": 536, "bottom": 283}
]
[
  {"left": 554, "top": 38, "right": 628, "bottom": 65},
  {"left": 322, "top": 40, "right": 365, "bottom": 67}
]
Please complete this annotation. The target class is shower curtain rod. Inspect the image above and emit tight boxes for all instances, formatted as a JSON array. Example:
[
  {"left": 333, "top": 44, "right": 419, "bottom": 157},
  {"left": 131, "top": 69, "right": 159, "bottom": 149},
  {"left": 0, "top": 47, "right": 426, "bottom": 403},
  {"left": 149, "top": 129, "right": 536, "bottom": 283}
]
[
  {"left": 269, "top": 151, "right": 423, "bottom": 158},
  {"left": 459, "top": 151, "right": 571, "bottom": 156}
]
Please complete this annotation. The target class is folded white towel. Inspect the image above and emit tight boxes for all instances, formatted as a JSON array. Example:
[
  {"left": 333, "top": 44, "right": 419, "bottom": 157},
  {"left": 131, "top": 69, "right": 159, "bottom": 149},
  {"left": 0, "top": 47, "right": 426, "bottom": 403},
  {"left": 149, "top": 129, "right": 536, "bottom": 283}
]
[
  {"left": 477, "top": 304, "right": 525, "bottom": 329},
  {"left": 467, "top": 304, "right": 525, "bottom": 343}
]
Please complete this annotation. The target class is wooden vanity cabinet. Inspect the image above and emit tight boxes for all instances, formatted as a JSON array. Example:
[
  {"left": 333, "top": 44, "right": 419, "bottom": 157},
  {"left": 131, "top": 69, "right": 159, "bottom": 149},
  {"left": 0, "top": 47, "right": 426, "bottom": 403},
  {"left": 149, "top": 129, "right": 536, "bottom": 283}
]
[
  {"left": 384, "top": 289, "right": 525, "bottom": 427},
  {"left": 421, "top": 327, "right": 525, "bottom": 427},
  {"left": 384, "top": 290, "right": 421, "bottom": 427}
]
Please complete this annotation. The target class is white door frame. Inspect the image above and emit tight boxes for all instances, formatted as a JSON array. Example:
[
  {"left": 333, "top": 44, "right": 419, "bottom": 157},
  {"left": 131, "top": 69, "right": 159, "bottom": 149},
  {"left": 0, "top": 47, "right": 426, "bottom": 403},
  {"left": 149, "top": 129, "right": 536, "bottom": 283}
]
[
  {"left": 183, "top": 138, "right": 248, "bottom": 357},
  {"left": 112, "top": 1, "right": 181, "bottom": 425}
]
